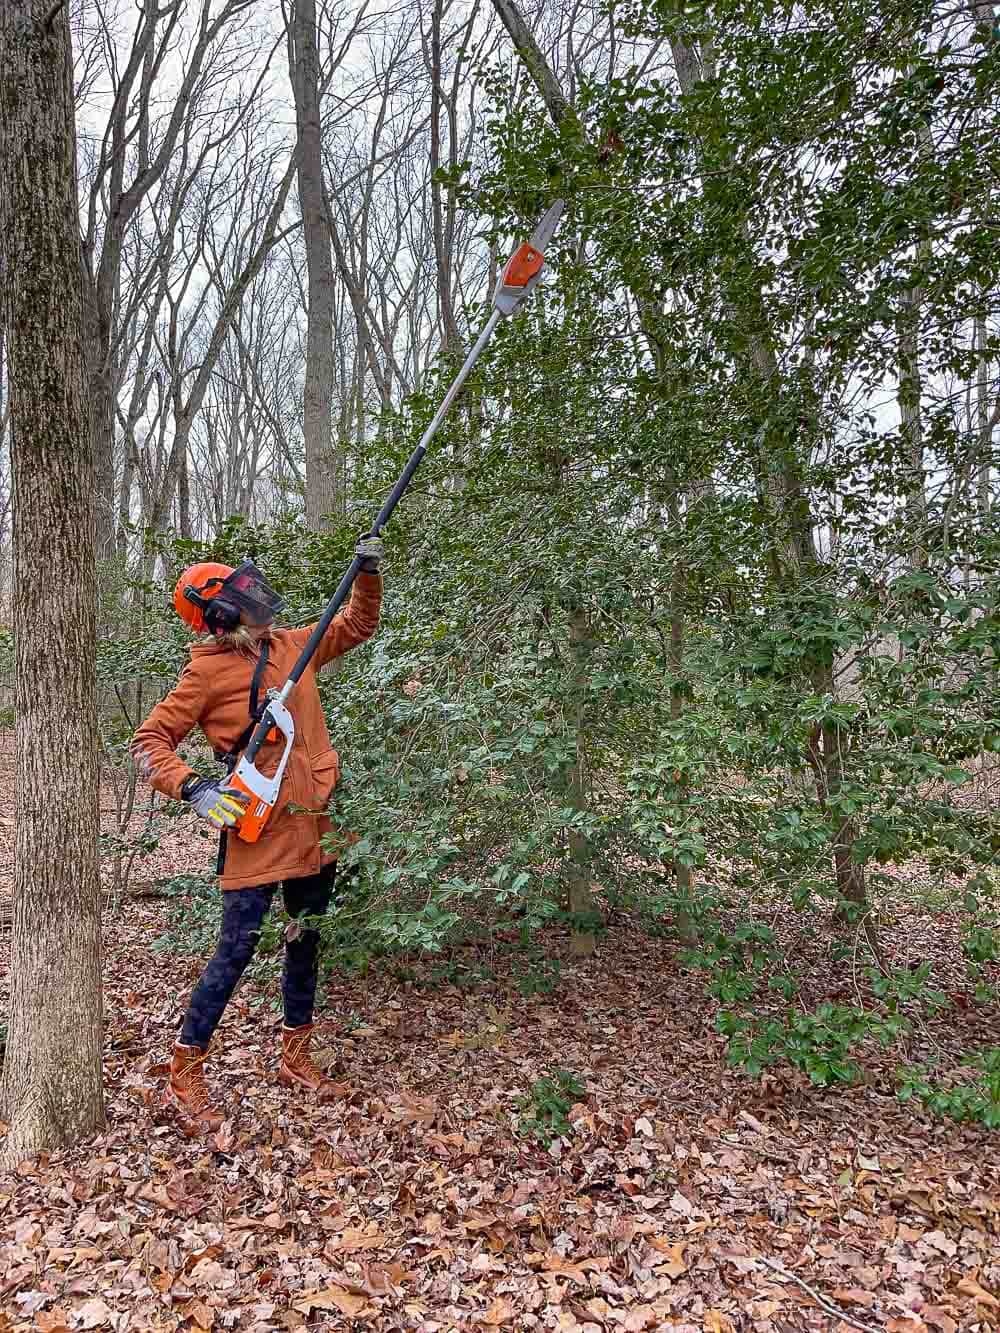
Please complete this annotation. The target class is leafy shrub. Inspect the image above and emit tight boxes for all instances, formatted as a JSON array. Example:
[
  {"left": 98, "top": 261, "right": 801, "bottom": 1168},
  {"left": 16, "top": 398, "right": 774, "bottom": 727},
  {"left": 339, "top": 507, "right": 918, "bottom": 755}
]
[
  {"left": 719, "top": 1004, "right": 906, "bottom": 1087},
  {"left": 515, "top": 1070, "right": 586, "bottom": 1146},
  {"left": 152, "top": 874, "right": 222, "bottom": 956},
  {"left": 898, "top": 1049, "right": 1000, "bottom": 1129}
]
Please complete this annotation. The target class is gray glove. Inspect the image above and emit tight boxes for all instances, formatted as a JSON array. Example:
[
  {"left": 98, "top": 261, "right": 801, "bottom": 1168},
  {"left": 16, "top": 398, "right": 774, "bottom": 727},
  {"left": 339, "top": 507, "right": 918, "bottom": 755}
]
[
  {"left": 355, "top": 533, "right": 385, "bottom": 573},
  {"left": 181, "top": 776, "right": 249, "bottom": 829}
]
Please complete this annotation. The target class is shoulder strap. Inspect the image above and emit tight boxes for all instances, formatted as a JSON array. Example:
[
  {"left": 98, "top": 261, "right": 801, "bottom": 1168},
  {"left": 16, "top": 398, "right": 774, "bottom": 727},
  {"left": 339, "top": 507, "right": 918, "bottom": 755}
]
[
  {"left": 216, "top": 637, "right": 272, "bottom": 877},
  {"left": 217, "top": 638, "right": 271, "bottom": 775},
  {"left": 248, "top": 636, "right": 270, "bottom": 722}
]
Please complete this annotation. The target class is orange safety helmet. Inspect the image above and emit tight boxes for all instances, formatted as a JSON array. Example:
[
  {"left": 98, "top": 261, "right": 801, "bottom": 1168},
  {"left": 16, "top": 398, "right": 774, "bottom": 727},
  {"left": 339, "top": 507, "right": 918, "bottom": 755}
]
[{"left": 173, "top": 562, "right": 235, "bottom": 633}]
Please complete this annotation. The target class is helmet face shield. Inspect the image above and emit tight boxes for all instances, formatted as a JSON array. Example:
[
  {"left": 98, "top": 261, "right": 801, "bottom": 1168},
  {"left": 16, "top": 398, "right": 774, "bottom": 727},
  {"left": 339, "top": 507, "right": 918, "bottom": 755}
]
[{"left": 216, "top": 561, "right": 285, "bottom": 626}]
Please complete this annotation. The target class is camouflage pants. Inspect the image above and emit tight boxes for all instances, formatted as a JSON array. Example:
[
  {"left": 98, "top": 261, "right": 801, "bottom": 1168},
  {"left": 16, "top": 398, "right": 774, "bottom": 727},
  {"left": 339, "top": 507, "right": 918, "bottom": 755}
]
[{"left": 179, "top": 864, "right": 336, "bottom": 1049}]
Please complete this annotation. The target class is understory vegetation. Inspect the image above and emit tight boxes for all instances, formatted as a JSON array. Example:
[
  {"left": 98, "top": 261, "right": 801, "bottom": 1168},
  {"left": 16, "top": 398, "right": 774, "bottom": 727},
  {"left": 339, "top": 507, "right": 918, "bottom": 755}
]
[{"left": 83, "top": 0, "right": 1000, "bottom": 1132}]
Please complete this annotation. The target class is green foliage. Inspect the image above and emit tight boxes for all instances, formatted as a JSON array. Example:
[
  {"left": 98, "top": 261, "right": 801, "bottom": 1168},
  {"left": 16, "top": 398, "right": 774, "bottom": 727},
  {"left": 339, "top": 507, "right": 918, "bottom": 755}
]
[
  {"left": 152, "top": 874, "right": 222, "bottom": 956},
  {"left": 964, "top": 926, "right": 1000, "bottom": 963},
  {"left": 515, "top": 1069, "right": 586, "bottom": 1146},
  {"left": 512, "top": 952, "right": 562, "bottom": 998},
  {"left": 425, "top": 959, "right": 498, "bottom": 990},
  {"left": 899, "top": 1049, "right": 1000, "bottom": 1129},
  {"left": 95, "top": 0, "right": 998, "bottom": 1132},
  {"left": 866, "top": 962, "right": 949, "bottom": 1016},
  {"left": 966, "top": 962, "right": 1000, "bottom": 1007},
  {"left": 720, "top": 1003, "right": 905, "bottom": 1087}
]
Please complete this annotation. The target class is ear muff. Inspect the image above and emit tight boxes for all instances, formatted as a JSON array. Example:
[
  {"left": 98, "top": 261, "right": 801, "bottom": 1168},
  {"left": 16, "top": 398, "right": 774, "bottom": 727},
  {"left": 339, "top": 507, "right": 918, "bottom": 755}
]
[{"left": 202, "top": 595, "right": 241, "bottom": 634}]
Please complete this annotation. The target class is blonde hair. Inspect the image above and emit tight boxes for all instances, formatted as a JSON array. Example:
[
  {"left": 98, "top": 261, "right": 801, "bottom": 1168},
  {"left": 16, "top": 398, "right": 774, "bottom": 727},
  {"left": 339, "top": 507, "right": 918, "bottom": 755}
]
[{"left": 204, "top": 625, "right": 270, "bottom": 655}]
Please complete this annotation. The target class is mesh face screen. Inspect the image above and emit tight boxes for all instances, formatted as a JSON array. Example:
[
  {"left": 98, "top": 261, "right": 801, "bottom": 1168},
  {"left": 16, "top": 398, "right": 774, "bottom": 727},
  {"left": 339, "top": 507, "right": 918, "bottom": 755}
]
[{"left": 222, "top": 563, "right": 285, "bottom": 623}]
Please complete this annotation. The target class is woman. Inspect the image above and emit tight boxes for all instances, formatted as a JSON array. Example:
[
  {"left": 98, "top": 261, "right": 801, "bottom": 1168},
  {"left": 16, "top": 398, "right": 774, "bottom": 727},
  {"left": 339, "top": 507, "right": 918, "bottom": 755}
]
[{"left": 132, "top": 539, "right": 383, "bottom": 1129}]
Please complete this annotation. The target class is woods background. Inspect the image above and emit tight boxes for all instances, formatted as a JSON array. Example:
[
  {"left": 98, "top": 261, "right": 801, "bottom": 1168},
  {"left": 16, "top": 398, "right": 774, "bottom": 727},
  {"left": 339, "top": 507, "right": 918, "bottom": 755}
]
[{"left": 1, "top": 0, "right": 999, "bottom": 1115}]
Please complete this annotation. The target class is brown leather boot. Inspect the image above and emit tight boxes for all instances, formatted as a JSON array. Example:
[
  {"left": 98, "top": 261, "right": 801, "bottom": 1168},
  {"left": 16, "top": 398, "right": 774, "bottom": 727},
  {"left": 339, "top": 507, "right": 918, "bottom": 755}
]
[
  {"left": 279, "top": 1023, "right": 333, "bottom": 1094},
  {"left": 168, "top": 1042, "right": 224, "bottom": 1130}
]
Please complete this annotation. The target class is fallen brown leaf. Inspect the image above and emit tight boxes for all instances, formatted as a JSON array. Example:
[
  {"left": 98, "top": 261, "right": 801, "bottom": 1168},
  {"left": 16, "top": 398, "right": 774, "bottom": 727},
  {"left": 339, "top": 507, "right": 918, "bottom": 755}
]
[
  {"left": 831, "top": 1287, "right": 876, "bottom": 1308},
  {"left": 649, "top": 1236, "right": 688, "bottom": 1277},
  {"left": 325, "top": 1224, "right": 386, "bottom": 1253},
  {"left": 957, "top": 1274, "right": 1000, "bottom": 1309},
  {"left": 669, "top": 1189, "right": 695, "bottom": 1217},
  {"left": 294, "top": 1286, "right": 368, "bottom": 1317},
  {"left": 542, "top": 1254, "right": 610, "bottom": 1283},
  {"left": 480, "top": 1296, "right": 515, "bottom": 1326},
  {"left": 922, "top": 1307, "right": 958, "bottom": 1333},
  {"left": 36, "top": 1315, "right": 71, "bottom": 1333},
  {"left": 703, "top": 1311, "right": 736, "bottom": 1333},
  {"left": 75, "top": 1298, "right": 112, "bottom": 1330},
  {"left": 183, "top": 1298, "right": 215, "bottom": 1330}
]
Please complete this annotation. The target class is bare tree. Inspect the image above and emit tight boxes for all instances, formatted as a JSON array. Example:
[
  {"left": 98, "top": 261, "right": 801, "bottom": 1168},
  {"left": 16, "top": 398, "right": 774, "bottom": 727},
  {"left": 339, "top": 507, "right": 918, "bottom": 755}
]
[
  {"left": 427, "top": 0, "right": 480, "bottom": 360},
  {"left": 289, "top": 0, "right": 340, "bottom": 526},
  {"left": 146, "top": 132, "right": 300, "bottom": 543},
  {"left": 0, "top": 0, "right": 104, "bottom": 1162},
  {"left": 80, "top": 0, "right": 270, "bottom": 557}
]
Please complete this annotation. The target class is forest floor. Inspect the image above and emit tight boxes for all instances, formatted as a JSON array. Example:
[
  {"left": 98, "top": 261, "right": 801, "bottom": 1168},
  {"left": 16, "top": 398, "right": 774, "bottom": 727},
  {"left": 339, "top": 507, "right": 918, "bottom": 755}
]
[{"left": 1, "top": 735, "right": 1000, "bottom": 1333}]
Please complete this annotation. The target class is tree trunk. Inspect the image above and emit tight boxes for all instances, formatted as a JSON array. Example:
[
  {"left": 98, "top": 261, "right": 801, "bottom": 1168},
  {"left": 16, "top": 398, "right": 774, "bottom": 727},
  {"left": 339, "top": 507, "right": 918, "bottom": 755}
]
[
  {"left": 898, "top": 271, "right": 926, "bottom": 562},
  {"left": 668, "top": 30, "right": 819, "bottom": 583},
  {"left": 668, "top": 540, "right": 698, "bottom": 945},
  {"left": 488, "top": 0, "right": 602, "bottom": 953},
  {"left": 178, "top": 448, "right": 193, "bottom": 540},
  {"left": 667, "top": 26, "right": 875, "bottom": 930},
  {"left": 898, "top": 101, "right": 935, "bottom": 565},
  {"left": 80, "top": 262, "right": 117, "bottom": 562},
  {"left": 491, "top": 0, "right": 571, "bottom": 124},
  {"left": 290, "top": 0, "right": 339, "bottom": 528},
  {"left": 975, "top": 314, "right": 996, "bottom": 517},
  {"left": 567, "top": 606, "right": 596, "bottom": 955},
  {"left": 118, "top": 436, "right": 136, "bottom": 558},
  {"left": 429, "top": 0, "right": 461, "bottom": 359},
  {"left": 0, "top": 0, "right": 105, "bottom": 1162}
]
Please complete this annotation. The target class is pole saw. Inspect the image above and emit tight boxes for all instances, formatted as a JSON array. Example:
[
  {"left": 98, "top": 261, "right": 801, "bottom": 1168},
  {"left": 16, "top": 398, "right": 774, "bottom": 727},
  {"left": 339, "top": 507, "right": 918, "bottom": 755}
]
[{"left": 228, "top": 199, "right": 566, "bottom": 842}]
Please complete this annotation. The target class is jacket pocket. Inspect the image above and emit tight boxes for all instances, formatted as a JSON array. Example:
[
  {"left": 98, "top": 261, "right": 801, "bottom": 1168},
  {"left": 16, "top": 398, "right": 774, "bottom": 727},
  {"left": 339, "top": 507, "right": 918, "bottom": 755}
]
[{"left": 308, "top": 748, "right": 341, "bottom": 810}]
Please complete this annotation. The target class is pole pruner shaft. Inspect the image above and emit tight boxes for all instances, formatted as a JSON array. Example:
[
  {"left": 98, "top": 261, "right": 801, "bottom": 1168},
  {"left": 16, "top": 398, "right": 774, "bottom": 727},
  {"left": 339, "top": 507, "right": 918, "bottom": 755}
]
[{"left": 239, "top": 200, "right": 565, "bottom": 783}]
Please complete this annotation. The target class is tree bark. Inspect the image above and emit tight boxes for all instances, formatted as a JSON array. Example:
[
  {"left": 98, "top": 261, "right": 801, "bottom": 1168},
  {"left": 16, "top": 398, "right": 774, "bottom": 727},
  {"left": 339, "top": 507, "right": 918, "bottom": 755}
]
[
  {"left": 178, "top": 449, "right": 193, "bottom": 540},
  {"left": 975, "top": 314, "right": 997, "bottom": 517},
  {"left": 80, "top": 261, "right": 117, "bottom": 563},
  {"left": 0, "top": 0, "right": 105, "bottom": 1162},
  {"left": 429, "top": 0, "right": 461, "bottom": 360},
  {"left": 491, "top": 0, "right": 570, "bottom": 124},
  {"left": 290, "top": 0, "right": 339, "bottom": 527},
  {"left": 567, "top": 605, "right": 596, "bottom": 955},
  {"left": 668, "top": 528, "right": 697, "bottom": 945}
]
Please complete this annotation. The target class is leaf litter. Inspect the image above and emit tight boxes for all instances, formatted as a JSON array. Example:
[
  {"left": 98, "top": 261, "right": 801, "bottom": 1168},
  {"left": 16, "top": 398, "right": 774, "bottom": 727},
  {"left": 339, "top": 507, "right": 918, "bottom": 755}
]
[{"left": 1, "top": 791, "right": 999, "bottom": 1331}]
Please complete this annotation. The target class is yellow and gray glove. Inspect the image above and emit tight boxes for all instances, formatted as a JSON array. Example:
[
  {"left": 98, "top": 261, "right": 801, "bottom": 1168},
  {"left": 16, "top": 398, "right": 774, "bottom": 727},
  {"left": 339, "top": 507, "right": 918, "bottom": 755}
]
[{"left": 181, "top": 776, "right": 249, "bottom": 829}]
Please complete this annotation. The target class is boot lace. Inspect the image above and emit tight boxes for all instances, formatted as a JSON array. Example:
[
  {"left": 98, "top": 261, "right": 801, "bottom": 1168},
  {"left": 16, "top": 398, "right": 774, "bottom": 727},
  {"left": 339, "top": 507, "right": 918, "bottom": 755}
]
[
  {"left": 285, "top": 1029, "right": 325, "bottom": 1080},
  {"left": 176, "top": 1051, "right": 213, "bottom": 1114}
]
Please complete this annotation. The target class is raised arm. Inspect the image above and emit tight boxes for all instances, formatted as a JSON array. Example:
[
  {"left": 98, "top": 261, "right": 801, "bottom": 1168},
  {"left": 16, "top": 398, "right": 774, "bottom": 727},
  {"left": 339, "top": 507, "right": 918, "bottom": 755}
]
[{"left": 288, "top": 571, "right": 382, "bottom": 671}]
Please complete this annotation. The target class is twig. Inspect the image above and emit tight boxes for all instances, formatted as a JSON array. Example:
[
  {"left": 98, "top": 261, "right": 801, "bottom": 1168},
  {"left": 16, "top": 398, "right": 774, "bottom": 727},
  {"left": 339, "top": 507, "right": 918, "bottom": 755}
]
[{"left": 760, "top": 1256, "right": 880, "bottom": 1333}]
